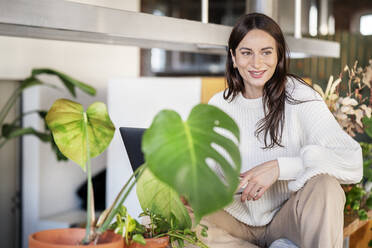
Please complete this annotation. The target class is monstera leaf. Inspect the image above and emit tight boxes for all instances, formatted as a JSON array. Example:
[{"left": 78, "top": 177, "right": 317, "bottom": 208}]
[
  {"left": 137, "top": 168, "right": 192, "bottom": 229},
  {"left": 45, "top": 99, "right": 115, "bottom": 169},
  {"left": 142, "top": 104, "right": 241, "bottom": 223}
]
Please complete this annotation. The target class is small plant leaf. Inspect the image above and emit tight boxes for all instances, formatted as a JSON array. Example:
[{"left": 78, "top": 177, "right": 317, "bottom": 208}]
[
  {"left": 358, "top": 209, "right": 368, "bottom": 220},
  {"left": 45, "top": 99, "right": 115, "bottom": 170},
  {"left": 125, "top": 214, "right": 136, "bottom": 233},
  {"left": 142, "top": 104, "right": 241, "bottom": 223},
  {"left": 132, "top": 234, "right": 146, "bottom": 245},
  {"left": 137, "top": 168, "right": 192, "bottom": 229}
]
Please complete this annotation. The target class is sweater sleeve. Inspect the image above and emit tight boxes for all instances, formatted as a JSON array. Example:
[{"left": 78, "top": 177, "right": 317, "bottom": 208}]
[{"left": 278, "top": 88, "right": 363, "bottom": 191}]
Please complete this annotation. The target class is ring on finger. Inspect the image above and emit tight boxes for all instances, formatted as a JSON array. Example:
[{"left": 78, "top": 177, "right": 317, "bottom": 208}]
[{"left": 253, "top": 187, "right": 262, "bottom": 199}]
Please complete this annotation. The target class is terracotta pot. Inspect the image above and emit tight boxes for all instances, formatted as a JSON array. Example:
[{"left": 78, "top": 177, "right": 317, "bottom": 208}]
[
  {"left": 29, "top": 228, "right": 124, "bottom": 248},
  {"left": 126, "top": 236, "right": 169, "bottom": 248}
]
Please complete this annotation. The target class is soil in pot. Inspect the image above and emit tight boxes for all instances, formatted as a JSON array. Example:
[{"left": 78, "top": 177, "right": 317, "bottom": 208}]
[
  {"left": 29, "top": 228, "right": 124, "bottom": 248},
  {"left": 126, "top": 236, "right": 169, "bottom": 248}
]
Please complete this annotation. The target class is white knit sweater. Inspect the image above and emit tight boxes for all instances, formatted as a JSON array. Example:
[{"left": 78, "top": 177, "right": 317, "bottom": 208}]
[{"left": 208, "top": 77, "right": 363, "bottom": 226}]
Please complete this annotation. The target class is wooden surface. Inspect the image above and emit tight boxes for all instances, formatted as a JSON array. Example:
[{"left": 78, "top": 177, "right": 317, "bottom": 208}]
[
  {"left": 344, "top": 210, "right": 372, "bottom": 237},
  {"left": 349, "top": 220, "right": 372, "bottom": 248}
]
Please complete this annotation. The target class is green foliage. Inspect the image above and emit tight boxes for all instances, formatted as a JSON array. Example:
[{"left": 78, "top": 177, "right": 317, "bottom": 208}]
[
  {"left": 45, "top": 99, "right": 115, "bottom": 170},
  {"left": 362, "top": 142, "right": 372, "bottom": 182},
  {"left": 110, "top": 207, "right": 208, "bottom": 248},
  {"left": 358, "top": 209, "right": 368, "bottom": 220},
  {"left": 31, "top": 68, "right": 96, "bottom": 97},
  {"left": 363, "top": 117, "right": 372, "bottom": 140},
  {"left": 108, "top": 104, "right": 240, "bottom": 247},
  {"left": 45, "top": 99, "right": 115, "bottom": 244},
  {"left": 2, "top": 124, "right": 50, "bottom": 141},
  {"left": 345, "top": 185, "right": 365, "bottom": 210},
  {"left": 132, "top": 234, "right": 146, "bottom": 245},
  {"left": 142, "top": 104, "right": 241, "bottom": 223},
  {"left": 345, "top": 142, "right": 372, "bottom": 220},
  {"left": 44, "top": 98, "right": 240, "bottom": 246},
  {"left": 110, "top": 206, "right": 146, "bottom": 245},
  {"left": 136, "top": 168, "right": 192, "bottom": 230},
  {"left": 0, "top": 68, "right": 95, "bottom": 161}
]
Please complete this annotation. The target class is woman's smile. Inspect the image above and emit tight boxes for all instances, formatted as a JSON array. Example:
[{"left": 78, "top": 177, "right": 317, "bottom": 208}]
[{"left": 248, "top": 70, "right": 267, "bottom": 78}]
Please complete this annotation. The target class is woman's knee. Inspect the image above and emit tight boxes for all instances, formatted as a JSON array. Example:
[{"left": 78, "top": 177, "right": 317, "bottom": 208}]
[{"left": 303, "top": 174, "right": 345, "bottom": 205}]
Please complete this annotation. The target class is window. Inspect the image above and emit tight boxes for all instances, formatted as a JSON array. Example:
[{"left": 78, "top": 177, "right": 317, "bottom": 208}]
[{"left": 360, "top": 14, "right": 372, "bottom": 35}]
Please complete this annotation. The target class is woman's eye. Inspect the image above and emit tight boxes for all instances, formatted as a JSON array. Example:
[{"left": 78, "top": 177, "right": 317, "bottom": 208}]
[
  {"left": 241, "top": 51, "right": 252, "bottom": 56},
  {"left": 263, "top": 51, "right": 272, "bottom": 55}
]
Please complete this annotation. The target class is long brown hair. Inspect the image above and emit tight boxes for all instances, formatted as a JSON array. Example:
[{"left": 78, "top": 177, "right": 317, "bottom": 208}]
[{"left": 224, "top": 13, "right": 309, "bottom": 149}]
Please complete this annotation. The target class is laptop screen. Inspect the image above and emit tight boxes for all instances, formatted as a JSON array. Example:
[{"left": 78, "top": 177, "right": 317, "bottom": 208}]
[{"left": 119, "top": 127, "right": 146, "bottom": 173}]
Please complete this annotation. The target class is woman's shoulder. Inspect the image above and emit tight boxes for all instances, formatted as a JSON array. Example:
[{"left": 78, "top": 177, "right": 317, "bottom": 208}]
[
  {"left": 208, "top": 90, "right": 227, "bottom": 105},
  {"left": 286, "top": 76, "right": 322, "bottom": 101}
]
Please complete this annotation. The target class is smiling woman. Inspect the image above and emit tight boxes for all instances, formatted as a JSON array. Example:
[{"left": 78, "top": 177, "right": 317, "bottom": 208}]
[
  {"left": 204, "top": 13, "right": 363, "bottom": 248},
  {"left": 230, "top": 29, "right": 278, "bottom": 98}
]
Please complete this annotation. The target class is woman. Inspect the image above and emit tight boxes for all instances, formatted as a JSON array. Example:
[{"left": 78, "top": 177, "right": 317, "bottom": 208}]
[{"left": 206, "top": 13, "right": 363, "bottom": 248}]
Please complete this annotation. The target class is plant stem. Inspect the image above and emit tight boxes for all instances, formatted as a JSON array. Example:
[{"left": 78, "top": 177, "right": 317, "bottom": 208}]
[
  {"left": 0, "top": 138, "right": 7, "bottom": 149},
  {"left": 97, "top": 165, "right": 145, "bottom": 233},
  {"left": 83, "top": 112, "right": 94, "bottom": 244},
  {"left": 166, "top": 231, "right": 209, "bottom": 248},
  {"left": 10, "top": 110, "right": 44, "bottom": 126},
  {"left": 0, "top": 87, "right": 22, "bottom": 128},
  {"left": 96, "top": 170, "right": 137, "bottom": 230}
]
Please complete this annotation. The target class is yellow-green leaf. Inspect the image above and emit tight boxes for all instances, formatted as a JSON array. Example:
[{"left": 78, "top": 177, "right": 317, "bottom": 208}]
[
  {"left": 45, "top": 99, "right": 115, "bottom": 170},
  {"left": 136, "top": 168, "right": 192, "bottom": 229}
]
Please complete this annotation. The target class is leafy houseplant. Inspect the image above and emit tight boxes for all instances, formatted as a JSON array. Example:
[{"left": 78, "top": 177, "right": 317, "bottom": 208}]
[
  {"left": 45, "top": 99, "right": 116, "bottom": 244},
  {"left": 313, "top": 59, "right": 372, "bottom": 221},
  {"left": 0, "top": 68, "right": 96, "bottom": 159},
  {"left": 109, "top": 104, "right": 242, "bottom": 247},
  {"left": 35, "top": 98, "right": 241, "bottom": 247}
]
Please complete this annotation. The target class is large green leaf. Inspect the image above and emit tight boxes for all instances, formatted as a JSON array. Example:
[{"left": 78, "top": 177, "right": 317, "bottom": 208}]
[
  {"left": 142, "top": 104, "right": 241, "bottom": 223},
  {"left": 136, "top": 168, "right": 192, "bottom": 229},
  {"left": 45, "top": 99, "right": 115, "bottom": 170}
]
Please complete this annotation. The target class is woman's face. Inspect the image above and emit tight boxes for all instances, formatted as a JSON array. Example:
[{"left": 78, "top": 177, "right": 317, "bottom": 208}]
[{"left": 231, "top": 29, "right": 278, "bottom": 98}]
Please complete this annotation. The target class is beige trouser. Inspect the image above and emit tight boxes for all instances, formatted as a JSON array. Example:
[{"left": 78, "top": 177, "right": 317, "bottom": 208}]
[{"left": 197, "top": 174, "right": 346, "bottom": 248}]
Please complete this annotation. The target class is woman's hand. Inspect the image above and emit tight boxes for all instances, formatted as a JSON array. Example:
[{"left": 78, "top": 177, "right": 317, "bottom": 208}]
[{"left": 238, "top": 160, "right": 279, "bottom": 202}]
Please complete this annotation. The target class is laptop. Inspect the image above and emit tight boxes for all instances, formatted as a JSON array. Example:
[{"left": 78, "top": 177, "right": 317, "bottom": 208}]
[{"left": 119, "top": 127, "right": 146, "bottom": 173}]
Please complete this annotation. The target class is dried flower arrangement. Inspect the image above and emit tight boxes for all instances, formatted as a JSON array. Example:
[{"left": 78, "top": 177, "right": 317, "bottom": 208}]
[
  {"left": 313, "top": 59, "right": 372, "bottom": 221},
  {"left": 313, "top": 60, "right": 372, "bottom": 137}
]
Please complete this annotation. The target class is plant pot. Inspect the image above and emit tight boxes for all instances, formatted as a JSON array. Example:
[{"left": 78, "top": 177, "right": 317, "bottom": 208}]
[
  {"left": 126, "top": 236, "right": 169, "bottom": 248},
  {"left": 29, "top": 228, "right": 124, "bottom": 248}
]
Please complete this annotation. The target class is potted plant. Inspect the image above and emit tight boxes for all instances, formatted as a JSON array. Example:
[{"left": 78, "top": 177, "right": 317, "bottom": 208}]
[
  {"left": 313, "top": 59, "right": 372, "bottom": 242},
  {"left": 104, "top": 104, "right": 242, "bottom": 247},
  {"left": 29, "top": 98, "right": 123, "bottom": 247},
  {"left": 29, "top": 98, "right": 241, "bottom": 247}
]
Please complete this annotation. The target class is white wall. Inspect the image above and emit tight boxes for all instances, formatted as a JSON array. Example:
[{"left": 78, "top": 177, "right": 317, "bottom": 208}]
[
  {"left": 107, "top": 78, "right": 202, "bottom": 219},
  {"left": 0, "top": 1, "right": 140, "bottom": 247}
]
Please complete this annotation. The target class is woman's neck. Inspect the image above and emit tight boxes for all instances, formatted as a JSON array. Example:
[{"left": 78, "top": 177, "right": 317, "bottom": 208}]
[
  {"left": 243, "top": 83, "right": 264, "bottom": 99},
  {"left": 243, "top": 89, "right": 263, "bottom": 99}
]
